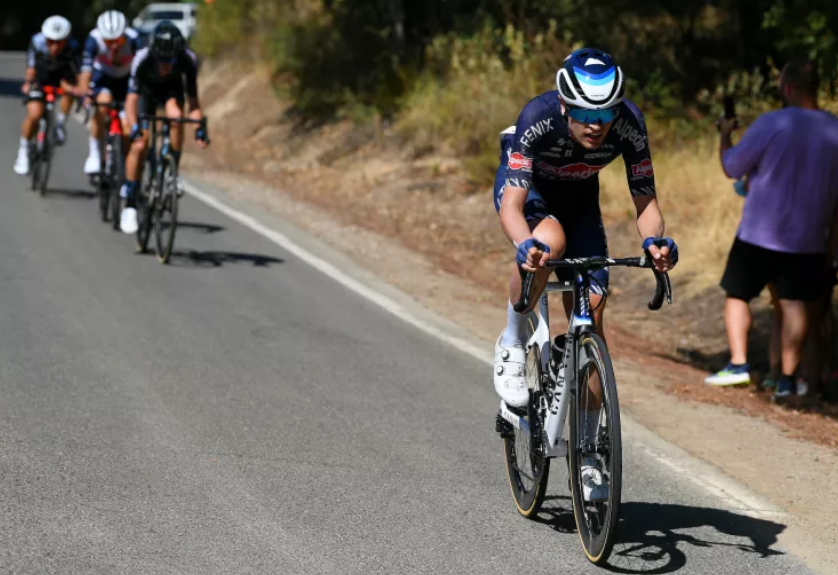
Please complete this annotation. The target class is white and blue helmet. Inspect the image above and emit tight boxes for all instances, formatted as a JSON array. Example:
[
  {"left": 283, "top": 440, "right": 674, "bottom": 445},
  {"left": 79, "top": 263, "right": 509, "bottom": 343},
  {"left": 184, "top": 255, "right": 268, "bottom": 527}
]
[{"left": 556, "top": 48, "right": 625, "bottom": 110}]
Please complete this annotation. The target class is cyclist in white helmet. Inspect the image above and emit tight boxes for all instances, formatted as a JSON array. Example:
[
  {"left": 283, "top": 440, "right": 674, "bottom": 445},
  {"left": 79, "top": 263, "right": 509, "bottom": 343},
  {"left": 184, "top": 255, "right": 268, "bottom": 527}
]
[
  {"left": 492, "top": 48, "right": 679, "bottom": 501},
  {"left": 15, "top": 16, "right": 82, "bottom": 176},
  {"left": 78, "top": 10, "right": 140, "bottom": 176}
]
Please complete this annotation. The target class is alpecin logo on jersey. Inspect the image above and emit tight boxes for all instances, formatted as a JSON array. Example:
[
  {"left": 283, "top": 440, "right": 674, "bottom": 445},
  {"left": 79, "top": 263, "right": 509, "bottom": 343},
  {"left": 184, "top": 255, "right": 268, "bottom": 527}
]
[
  {"left": 537, "top": 162, "right": 605, "bottom": 180},
  {"left": 613, "top": 118, "right": 646, "bottom": 152},
  {"left": 630, "top": 158, "right": 654, "bottom": 179},
  {"left": 508, "top": 152, "right": 532, "bottom": 171}
]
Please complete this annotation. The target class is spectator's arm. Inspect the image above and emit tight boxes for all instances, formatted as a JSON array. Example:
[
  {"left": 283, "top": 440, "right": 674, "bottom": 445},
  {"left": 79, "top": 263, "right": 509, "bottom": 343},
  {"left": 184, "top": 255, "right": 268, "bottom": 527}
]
[{"left": 719, "top": 115, "right": 770, "bottom": 179}]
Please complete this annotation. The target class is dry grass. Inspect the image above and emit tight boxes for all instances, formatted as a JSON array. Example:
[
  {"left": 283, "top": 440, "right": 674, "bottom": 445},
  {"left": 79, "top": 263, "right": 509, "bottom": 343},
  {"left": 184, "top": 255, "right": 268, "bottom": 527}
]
[{"left": 599, "top": 133, "right": 741, "bottom": 292}]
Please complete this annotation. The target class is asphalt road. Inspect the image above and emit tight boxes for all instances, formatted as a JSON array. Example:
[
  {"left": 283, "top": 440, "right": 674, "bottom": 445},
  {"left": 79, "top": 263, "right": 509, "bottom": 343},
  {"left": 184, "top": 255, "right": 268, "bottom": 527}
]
[{"left": 0, "top": 52, "right": 818, "bottom": 574}]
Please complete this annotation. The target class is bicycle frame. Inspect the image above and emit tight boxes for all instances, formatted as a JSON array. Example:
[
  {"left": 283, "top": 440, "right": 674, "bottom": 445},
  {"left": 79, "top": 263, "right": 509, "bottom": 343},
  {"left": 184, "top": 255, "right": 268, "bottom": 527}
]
[
  {"left": 499, "top": 271, "right": 597, "bottom": 459},
  {"left": 499, "top": 255, "right": 671, "bottom": 459}
]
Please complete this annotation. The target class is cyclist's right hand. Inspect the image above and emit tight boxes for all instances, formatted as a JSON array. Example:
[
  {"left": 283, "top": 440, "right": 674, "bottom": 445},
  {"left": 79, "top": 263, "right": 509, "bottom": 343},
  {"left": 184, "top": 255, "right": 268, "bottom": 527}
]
[
  {"left": 516, "top": 238, "right": 550, "bottom": 273},
  {"left": 129, "top": 123, "right": 142, "bottom": 141}
]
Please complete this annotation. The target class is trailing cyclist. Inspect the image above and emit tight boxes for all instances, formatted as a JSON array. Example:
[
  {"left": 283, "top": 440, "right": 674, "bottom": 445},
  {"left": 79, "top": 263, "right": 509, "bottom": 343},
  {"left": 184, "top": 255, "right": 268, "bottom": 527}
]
[
  {"left": 78, "top": 10, "right": 139, "bottom": 176},
  {"left": 492, "top": 48, "right": 678, "bottom": 499},
  {"left": 14, "top": 16, "right": 82, "bottom": 176},
  {"left": 121, "top": 21, "right": 208, "bottom": 234}
]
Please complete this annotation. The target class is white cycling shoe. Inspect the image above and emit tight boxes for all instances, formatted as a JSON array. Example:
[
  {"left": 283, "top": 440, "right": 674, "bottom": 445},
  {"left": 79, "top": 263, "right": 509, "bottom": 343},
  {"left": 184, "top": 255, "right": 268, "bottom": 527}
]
[
  {"left": 120, "top": 206, "right": 139, "bottom": 234},
  {"left": 581, "top": 456, "right": 609, "bottom": 502},
  {"left": 14, "top": 148, "right": 29, "bottom": 176},
  {"left": 494, "top": 336, "right": 529, "bottom": 407},
  {"left": 84, "top": 153, "right": 101, "bottom": 175}
]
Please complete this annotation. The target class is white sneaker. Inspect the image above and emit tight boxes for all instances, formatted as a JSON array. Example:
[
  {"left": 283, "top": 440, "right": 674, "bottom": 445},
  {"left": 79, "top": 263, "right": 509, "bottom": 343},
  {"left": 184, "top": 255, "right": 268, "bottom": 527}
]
[
  {"left": 120, "top": 207, "right": 138, "bottom": 234},
  {"left": 581, "top": 456, "right": 609, "bottom": 502},
  {"left": 14, "top": 148, "right": 29, "bottom": 176},
  {"left": 84, "top": 152, "right": 101, "bottom": 175},
  {"left": 494, "top": 336, "right": 529, "bottom": 407}
]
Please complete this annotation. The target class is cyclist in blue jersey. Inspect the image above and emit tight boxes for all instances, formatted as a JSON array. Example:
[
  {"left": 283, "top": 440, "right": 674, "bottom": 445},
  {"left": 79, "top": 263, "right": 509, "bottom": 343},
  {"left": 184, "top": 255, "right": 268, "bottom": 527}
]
[
  {"left": 14, "top": 16, "right": 81, "bottom": 176},
  {"left": 493, "top": 48, "right": 679, "bottom": 408},
  {"left": 78, "top": 10, "right": 139, "bottom": 175}
]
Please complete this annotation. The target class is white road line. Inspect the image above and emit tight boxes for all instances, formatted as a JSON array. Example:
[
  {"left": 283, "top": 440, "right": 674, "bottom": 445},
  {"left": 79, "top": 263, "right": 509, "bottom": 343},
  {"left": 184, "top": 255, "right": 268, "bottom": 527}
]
[{"left": 183, "top": 179, "right": 787, "bottom": 520}]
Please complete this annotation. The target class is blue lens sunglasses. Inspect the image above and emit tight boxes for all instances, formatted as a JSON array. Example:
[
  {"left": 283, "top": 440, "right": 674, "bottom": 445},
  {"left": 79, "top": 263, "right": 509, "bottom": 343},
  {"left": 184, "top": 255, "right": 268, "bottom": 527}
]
[{"left": 567, "top": 106, "right": 619, "bottom": 124}]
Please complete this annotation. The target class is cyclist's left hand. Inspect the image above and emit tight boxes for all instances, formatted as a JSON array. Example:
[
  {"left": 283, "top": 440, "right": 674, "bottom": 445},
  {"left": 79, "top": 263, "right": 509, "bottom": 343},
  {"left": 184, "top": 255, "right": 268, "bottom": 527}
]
[
  {"left": 643, "top": 237, "right": 678, "bottom": 273},
  {"left": 194, "top": 127, "right": 209, "bottom": 149}
]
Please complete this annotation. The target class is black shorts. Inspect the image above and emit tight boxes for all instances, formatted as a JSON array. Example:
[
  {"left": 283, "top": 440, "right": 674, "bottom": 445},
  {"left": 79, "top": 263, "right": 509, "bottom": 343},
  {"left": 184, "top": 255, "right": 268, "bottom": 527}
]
[
  {"left": 721, "top": 237, "right": 829, "bottom": 302},
  {"left": 90, "top": 71, "right": 129, "bottom": 102},
  {"left": 35, "top": 67, "right": 77, "bottom": 90},
  {"left": 137, "top": 82, "right": 185, "bottom": 121}
]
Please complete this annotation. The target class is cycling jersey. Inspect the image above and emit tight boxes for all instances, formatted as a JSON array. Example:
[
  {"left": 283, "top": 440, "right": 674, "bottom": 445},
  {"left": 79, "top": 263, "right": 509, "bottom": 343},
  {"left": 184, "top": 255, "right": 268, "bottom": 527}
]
[
  {"left": 128, "top": 47, "right": 198, "bottom": 100},
  {"left": 492, "top": 92, "right": 657, "bottom": 293},
  {"left": 81, "top": 28, "right": 139, "bottom": 79},
  {"left": 501, "top": 91, "right": 656, "bottom": 198},
  {"left": 26, "top": 33, "right": 81, "bottom": 87}
]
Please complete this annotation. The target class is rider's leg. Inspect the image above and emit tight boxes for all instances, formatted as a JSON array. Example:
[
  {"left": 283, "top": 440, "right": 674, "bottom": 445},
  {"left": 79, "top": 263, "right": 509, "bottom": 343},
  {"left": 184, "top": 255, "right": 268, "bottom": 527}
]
[
  {"left": 85, "top": 89, "right": 112, "bottom": 174},
  {"left": 55, "top": 79, "right": 75, "bottom": 144},
  {"left": 15, "top": 99, "right": 44, "bottom": 175},
  {"left": 124, "top": 130, "right": 148, "bottom": 194},
  {"left": 503, "top": 217, "right": 567, "bottom": 343},
  {"left": 164, "top": 97, "right": 184, "bottom": 163}
]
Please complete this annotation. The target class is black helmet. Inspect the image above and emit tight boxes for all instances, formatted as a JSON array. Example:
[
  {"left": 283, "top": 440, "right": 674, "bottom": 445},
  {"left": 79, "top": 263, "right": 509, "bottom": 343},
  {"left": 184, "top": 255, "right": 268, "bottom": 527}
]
[{"left": 150, "top": 21, "right": 184, "bottom": 60}]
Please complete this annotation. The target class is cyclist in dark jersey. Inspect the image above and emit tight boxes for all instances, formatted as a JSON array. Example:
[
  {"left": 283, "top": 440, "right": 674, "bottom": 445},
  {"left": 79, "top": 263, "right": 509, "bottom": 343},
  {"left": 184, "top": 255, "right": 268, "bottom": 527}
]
[
  {"left": 493, "top": 48, "right": 679, "bottom": 409},
  {"left": 120, "top": 21, "right": 208, "bottom": 234},
  {"left": 14, "top": 16, "right": 82, "bottom": 176}
]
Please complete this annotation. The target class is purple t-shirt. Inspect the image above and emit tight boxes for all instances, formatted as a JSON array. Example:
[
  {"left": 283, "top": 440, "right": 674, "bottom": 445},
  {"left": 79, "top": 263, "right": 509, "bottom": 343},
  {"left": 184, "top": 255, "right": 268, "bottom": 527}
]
[{"left": 722, "top": 107, "right": 838, "bottom": 253}]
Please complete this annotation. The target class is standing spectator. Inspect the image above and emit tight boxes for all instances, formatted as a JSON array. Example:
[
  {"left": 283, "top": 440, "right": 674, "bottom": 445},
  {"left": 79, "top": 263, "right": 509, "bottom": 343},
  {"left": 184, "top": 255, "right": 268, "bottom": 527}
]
[{"left": 704, "top": 60, "right": 838, "bottom": 401}]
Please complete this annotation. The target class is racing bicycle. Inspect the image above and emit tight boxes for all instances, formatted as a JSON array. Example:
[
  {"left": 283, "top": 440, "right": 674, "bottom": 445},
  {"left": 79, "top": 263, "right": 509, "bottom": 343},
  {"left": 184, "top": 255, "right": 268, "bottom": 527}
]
[
  {"left": 497, "top": 244, "right": 672, "bottom": 564},
  {"left": 26, "top": 85, "right": 63, "bottom": 196}
]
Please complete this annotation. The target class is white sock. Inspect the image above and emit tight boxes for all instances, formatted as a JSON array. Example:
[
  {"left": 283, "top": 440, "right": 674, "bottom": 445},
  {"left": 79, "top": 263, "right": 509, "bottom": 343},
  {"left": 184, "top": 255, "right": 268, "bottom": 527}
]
[
  {"left": 500, "top": 301, "right": 528, "bottom": 347},
  {"left": 89, "top": 137, "right": 100, "bottom": 155},
  {"left": 56, "top": 111, "right": 66, "bottom": 126},
  {"left": 19, "top": 137, "right": 28, "bottom": 150}
]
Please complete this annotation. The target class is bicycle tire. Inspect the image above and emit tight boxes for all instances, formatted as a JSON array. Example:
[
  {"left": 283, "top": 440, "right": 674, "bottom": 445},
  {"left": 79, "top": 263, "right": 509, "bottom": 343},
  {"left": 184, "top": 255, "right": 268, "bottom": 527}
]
[
  {"left": 135, "top": 155, "right": 155, "bottom": 253},
  {"left": 30, "top": 148, "right": 41, "bottom": 192},
  {"left": 154, "top": 156, "right": 178, "bottom": 264},
  {"left": 503, "top": 327, "right": 550, "bottom": 518},
  {"left": 111, "top": 137, "right": 125, "bottom": 231},
  {"left": 568, "top": 332, "right": 622, "bottom": 565},
  {"left": 38, "top": 124, "right": 53, "bottom": 197},
  {"left": 98, "top": 144, "right": 111, "bottom": 222}
]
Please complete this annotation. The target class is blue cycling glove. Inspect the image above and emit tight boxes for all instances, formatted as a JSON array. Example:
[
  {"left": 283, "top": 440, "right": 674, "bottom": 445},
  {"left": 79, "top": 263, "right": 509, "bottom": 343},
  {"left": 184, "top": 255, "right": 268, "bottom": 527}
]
[
  {"left": 642, "top": 237, "right": 679, "bottom": 265},
  {"left": 129, "top": 123, "right": 141, "bottom": 141},
  {"left": 516, "top": 238, "right": 550, "bottom": 267},
  {"left": 195, "top": 127, "right": 208, "bottom": 142}
]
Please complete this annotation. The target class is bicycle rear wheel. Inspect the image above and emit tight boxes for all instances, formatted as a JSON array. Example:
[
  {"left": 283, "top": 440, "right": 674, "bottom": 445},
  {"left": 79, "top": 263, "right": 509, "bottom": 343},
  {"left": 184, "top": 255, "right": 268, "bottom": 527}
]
[
  {"left": 38, "top": 125, "right": 53, "bottom": 197},
  {"left": 98, "top": 144, "right": 111, "bottom": 222},
  {"left": 110, "top": 137, "right": 125, "bottom": 231},
  {"left": 154, "top": 157, "right": 178, "bottom": 264},
  {"left": 568, "top": 332, "right": 621, "bottom": 565},
  {"left": 502, "top": 329, "right": 550, "bottom": 518}
]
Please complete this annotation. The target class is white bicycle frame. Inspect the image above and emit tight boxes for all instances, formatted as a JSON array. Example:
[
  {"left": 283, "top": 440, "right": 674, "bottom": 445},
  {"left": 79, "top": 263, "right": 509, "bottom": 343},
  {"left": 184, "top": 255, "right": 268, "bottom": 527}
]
[{"left": 499, "top": 278, "right": 594, "bottom": 459}]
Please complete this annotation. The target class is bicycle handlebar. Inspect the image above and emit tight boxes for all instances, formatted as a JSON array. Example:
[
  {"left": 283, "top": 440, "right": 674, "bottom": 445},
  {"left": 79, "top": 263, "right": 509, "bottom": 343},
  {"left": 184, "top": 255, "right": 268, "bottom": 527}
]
[
  {"left": 138, "top": 114, "right": 210, "bottom": 143},
  {"left": 513, "top": 254, "right": 673, "bottom": 313}
]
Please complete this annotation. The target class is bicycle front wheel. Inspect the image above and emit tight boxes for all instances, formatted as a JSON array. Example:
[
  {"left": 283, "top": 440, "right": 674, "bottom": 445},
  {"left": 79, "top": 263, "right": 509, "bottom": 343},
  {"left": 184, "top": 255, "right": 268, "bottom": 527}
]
[
  {"left": 154, "top": 157, "right": 178, "bottom": 264},
  {"left": 135, "top": 158, "right": 155, "bottom": 253},
  {"left": 568, "top": 332, "right": 621, "bottom": 565},
  {"left": 502, "top": 335, "right": 550, "bottom": 518}
]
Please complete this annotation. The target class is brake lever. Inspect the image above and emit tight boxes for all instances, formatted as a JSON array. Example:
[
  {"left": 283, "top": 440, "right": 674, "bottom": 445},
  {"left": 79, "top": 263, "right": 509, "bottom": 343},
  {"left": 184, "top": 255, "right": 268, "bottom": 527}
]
[{"left": 513, "top": 265, "right": 534, "bottom": 313}]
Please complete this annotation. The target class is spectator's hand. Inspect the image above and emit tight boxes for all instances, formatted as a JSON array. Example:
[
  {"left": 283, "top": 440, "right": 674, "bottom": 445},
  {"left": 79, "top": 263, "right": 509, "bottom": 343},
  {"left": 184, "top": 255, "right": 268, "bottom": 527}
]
[
  {"left": 718, "top": 117, "right": 738, "bottom": 136},
  {"left": 516, "top": 238, "right": 550, "bottom": 273},
  {"left": 643, "top": 237, "right": 678, "bottom": 273}
]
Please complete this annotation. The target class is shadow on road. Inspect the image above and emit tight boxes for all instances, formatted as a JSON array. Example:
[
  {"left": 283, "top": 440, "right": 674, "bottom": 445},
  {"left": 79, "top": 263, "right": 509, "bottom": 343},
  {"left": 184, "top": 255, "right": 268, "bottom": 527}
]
[
  {"left": 0, "top": 77, "right": 23, "bottom": 99},
  {"left": 177, "top": 221, "right": 226, "bottom": 234},
  {"left": 46, "top": 188, "right": 97, "bottom": 199},
  {"left": 533, "top": 498, "right": 786, "bottom": 574},
  {"left": 148, "top": 249, "right": 285, "bottom": 268}
]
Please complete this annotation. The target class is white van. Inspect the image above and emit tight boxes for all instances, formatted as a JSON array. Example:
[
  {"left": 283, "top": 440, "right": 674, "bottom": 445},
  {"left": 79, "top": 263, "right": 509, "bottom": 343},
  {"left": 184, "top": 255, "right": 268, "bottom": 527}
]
[{"left": 133, "top": 3, "right": 199, "bottom": 44}]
